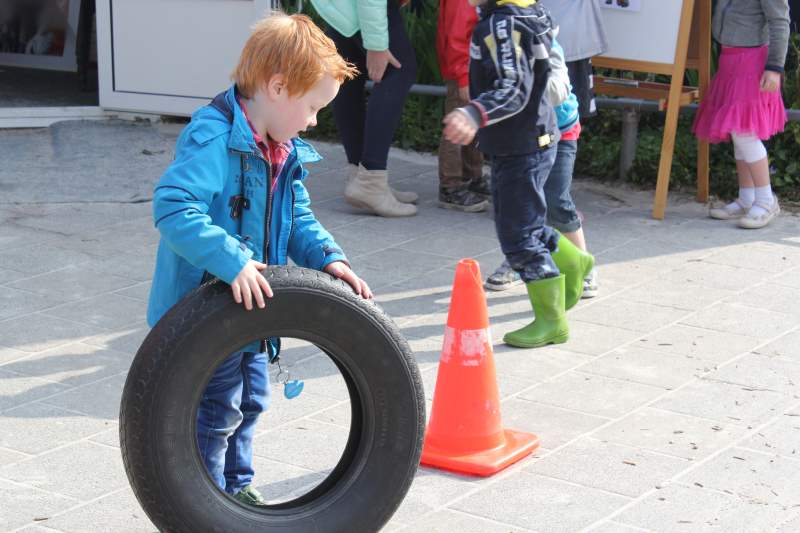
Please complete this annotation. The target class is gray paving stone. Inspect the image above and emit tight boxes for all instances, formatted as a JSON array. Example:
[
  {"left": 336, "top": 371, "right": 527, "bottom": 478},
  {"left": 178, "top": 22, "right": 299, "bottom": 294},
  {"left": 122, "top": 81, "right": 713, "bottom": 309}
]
[
  {"left": 8, "top": 265, "right": 138, "bottom": 304},
  {"left": 757, "top": 329, "right": 800, "bottom": 361},
  {"left": 113, "top": 281, "right": 151, "bottom": 302},
  {"left": 681, "top": 302, "right": 798, "bottom": 340},
  {"left": 253, "top": 419, "right": 349, "bottom": 472},
  {"left": 501, "top": 399, "right": 609, "bottom": 450},
  {"left": 529, "top": 437, "right": 689, "bottom": 498},
  {"left": 253, "top": 388, "right": 340, "bottom": 434},
  {"left": 42, "top": 488, "right": 157, "bottom": 533},
  {"left": 356, "top": 248, "right": 456, "bottom": 289},
  {"left": 726, "top": 282, "right": 800, "bottom": 317},
  {"left": 0, "top": 245, "right": 97, "bottom": 277},
  {"left": 659, "top": 261, "right": 764, "bottom": 292},
  {"left": 704, "top": 353, "right": 800, "bottom": 395},
  {"left": 391, "top": 467, "right": 482, "bottom": 526},
  {"left": 279, "top": 354, "right": 350, "bottom": 401},
  {"left": 587, "top": 262, "right": 663, "bottom": 299},
  {"left": 450, "top": 472, "right": 630, "bottom": 532},
  {"left": 654, "top": 379, "right": 793, "bottom": 427},
  {"left": 569, "top": 299, "right": 690, "bottom": 334},
  {"left": 81, "top": 325, "right": 150, "bottom": 356},
  {"left": 619, "top": 278, "right": 734, "bottom": 311},
  {"left": 617, "top": 482, "right": 800, "bottom": 533},
  {"left": 772, "top": 267, "right": 800, "bottom": 289},
  {"left": 519, "top": 372, "right": 666, "bottom": 418},
  {"left": 0, "top": 446, "right": 29, "bottom": 467},
  {"left": 400, "top": 230, "right": 501, "bottom": 261},
  {"left": 492, "top": 344, "right": 592, "bottom": 382},
  {"left": 594, "top": 237, "right": 703, "bottom": 273},
  {"left": 250, "top": 456, "right": 327, "bottom": 504},
  {"left": 89, "top": 426, "right": 121, "bottom": 449},
  {"left": 85, "top": 251, "right": 156, "bottom": 283},
  {"left": 637, "top": 324, "right": 761, "bottom": 364},
  {"left": 579, "top": 346, "right": 709, "bottom": 390},
  {"left": 0, "top": 369, "right": 69, "bottom": 412},
  {"left": 0, "top": 481, "right": 76, "bottom": 531},
  {"left": 0, "top": 402, "right": 112, "bottom": 454},
  {"left": 2, "top": 342, "right": 131, "bottom": 390},
  {"left": 397, "top": 509, "right": 532, "bottom": 533},
  {"left": 0, "top": 441, "right": 128, "bottom": 501},
  {"left": 586, "top": 521, "right": 654, "bottom": 533},
  {"left": 0, "top": 286, "right": 70, "bottom": 322},
  {"left": 703, "top": 243, "right": 799, "bottom": 274},
  {"left": 42, "top": 294, "right": 147, "bottom": 331},
  {"left": 308, "top": 402, "right": 351, "bottom": 428},
  {"left": 677, "top": 447, "right": 800, "bottom": 508},
  {"left": 561, "top": 321, "right": 644, "bottom": 357},
  {"left": 40, "top": 373, "right": 127, "bottom": 420},
  {"left": 594, "top": 407, "right": 748, "bottom": 460},
  {"left": 740, "top": 410, "right": 800, "bottom": 458},
  {"left": 374, "top": 269, "right": 455, "bottom": 327},
  {"left": 0, "top": 345, "right": 28, "bottom": 365},
  {"left": 0, "top": 313, "right": 105, "bottom": 353}
]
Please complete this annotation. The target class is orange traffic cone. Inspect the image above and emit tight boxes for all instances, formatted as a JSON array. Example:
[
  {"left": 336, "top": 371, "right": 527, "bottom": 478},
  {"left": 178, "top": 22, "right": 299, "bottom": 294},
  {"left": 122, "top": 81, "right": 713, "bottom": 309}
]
[{"left": 421, "top": 259, "right": 540, "bottom": 476}]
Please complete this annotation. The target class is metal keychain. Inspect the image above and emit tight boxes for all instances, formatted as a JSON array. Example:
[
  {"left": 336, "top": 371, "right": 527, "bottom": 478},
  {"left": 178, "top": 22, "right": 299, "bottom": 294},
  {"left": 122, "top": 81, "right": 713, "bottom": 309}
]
[{"left": 275, "top": 358, "right": 304, "bottom": 400}]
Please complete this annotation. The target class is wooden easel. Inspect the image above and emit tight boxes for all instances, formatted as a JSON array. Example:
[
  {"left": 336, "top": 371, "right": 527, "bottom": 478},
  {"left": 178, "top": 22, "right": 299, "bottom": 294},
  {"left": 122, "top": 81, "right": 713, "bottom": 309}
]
[{"left": 593, "top": 0, "right": 712, "bottom": 220}]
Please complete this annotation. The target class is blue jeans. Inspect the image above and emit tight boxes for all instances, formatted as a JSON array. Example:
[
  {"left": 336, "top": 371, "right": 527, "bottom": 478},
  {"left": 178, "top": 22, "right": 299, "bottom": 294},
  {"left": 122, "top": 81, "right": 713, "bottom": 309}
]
[
  {"left": 490, "top": 147, "right": 560, "bottom": 283},
  {"left": 196, "top": 351, "right": 271, "bottom": 494},
  {"left": 544, "top": 140, "right": 582, "bottom": 233}
]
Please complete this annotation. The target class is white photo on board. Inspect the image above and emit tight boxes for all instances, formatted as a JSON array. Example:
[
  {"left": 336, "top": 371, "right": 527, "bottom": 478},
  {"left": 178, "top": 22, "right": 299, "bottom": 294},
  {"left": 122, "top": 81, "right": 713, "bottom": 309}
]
[{"left": 601, "top": 0, "right": 642, "bottom": 12}]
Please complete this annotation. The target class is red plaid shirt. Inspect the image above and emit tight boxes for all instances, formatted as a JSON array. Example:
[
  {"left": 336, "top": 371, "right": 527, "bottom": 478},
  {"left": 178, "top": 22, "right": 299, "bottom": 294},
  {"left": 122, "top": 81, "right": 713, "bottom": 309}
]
[{"left": 238, "top": 98, "right": 292, "bottom": 192}]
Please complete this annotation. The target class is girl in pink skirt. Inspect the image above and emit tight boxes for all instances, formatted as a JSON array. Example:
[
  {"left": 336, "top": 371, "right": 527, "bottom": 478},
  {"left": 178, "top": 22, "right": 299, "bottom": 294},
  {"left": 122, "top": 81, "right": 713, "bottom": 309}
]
[{"left": 693, "top": 0, "right": 791, "bottom": 229}]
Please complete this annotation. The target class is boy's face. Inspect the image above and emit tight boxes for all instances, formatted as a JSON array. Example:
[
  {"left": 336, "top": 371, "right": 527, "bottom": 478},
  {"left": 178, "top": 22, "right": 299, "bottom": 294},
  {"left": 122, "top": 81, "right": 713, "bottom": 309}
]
[{"left": 263, "top": 74, "right": 340, "bottom": 143}]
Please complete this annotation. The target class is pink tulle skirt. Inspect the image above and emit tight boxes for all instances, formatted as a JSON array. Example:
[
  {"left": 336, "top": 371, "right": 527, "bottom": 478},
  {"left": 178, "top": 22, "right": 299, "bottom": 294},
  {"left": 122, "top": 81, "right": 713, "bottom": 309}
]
[{"left": 693, "top": 46, "right": 787, "bottom": 144}]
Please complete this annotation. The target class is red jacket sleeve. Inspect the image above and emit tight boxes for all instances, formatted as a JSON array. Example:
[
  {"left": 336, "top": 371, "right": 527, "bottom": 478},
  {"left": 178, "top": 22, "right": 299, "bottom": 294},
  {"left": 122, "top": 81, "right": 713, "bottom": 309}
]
[{"left": 437, "top": 0, "right": 478, "bottom": 87}]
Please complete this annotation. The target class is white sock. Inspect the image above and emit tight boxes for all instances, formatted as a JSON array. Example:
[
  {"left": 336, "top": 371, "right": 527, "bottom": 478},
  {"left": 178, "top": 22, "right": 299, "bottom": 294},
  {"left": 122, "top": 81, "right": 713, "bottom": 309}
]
[
  {"left": 749, "top": 185, "right": 775, "bottom": 217},
  {"left": 727, "top": 187, "right": 754, "bottom": 211}
]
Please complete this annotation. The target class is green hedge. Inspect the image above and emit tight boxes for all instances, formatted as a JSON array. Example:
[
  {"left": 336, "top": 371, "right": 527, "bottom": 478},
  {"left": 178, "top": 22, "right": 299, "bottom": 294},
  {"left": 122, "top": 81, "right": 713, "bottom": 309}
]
[{"left": 290, "top": 1, "right": 799, "bottom": 200}]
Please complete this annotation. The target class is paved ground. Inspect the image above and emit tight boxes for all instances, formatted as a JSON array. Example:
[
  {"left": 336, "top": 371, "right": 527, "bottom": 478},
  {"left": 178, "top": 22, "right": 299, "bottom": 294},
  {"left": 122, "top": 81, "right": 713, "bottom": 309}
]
[{"left": 1, "top": 119, "right": 799, "bottom": 533}]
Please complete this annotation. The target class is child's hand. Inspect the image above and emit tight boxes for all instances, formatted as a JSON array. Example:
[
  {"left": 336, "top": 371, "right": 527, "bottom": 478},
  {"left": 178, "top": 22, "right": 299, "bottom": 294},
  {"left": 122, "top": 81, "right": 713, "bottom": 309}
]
[
  {"left": 760, "top": 71, "right": 781, "bottom": 92},
  {"left": 457, "top": 85, "right": 470, "bottom": 103},
  {"left": 231, "top": 260, "right": 274, "bottom": 310},
  {"left": 324, "top": 261, "right": 373, "bottom": 300},
  {"left": 443, "top": 110, "right": 477, "bottom": 146}
]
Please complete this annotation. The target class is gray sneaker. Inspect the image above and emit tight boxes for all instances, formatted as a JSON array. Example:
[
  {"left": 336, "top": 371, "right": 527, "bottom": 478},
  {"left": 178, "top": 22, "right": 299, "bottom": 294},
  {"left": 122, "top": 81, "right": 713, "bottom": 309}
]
[
  {"left": 582, "top": 268, "right": 598, "bottom": 299},
  {"left": 485, "top": 261, "right": 522, "bottom": 291}
]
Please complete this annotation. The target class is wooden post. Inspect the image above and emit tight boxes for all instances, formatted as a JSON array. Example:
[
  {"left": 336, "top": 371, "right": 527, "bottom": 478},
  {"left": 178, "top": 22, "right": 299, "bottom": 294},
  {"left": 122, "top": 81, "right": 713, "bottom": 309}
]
[
  {"left": 652, "top": 0, "right": 696, "bottom": 220},
  {"left": 696, "top": 0, "right": 712, "bottom": 203}
]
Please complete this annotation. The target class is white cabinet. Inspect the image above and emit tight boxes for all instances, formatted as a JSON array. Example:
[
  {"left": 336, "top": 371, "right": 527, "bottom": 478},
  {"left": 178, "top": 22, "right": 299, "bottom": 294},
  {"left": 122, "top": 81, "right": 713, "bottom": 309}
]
[{"left": 96, "top": 0, "right": 272, "bottom": 115}]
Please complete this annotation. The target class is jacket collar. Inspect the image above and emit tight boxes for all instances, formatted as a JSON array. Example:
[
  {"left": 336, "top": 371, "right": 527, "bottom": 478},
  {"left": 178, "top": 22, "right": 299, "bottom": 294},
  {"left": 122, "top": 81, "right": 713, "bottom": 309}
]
[{"left": 211, "top": 85, "right": 321, "bottom": 164}]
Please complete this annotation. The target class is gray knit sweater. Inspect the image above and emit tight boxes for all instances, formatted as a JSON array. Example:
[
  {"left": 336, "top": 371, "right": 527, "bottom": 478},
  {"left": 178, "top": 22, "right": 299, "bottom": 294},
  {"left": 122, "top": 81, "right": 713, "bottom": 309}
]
[{"left": 713, "top": 0, "right": 791, "bottom": 72}]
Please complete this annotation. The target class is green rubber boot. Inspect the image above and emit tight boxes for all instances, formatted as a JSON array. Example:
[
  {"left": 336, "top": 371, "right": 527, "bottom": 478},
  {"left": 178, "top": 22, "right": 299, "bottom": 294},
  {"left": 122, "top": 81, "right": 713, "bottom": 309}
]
[
  {"left": 551, "top": 232, "right": 595, "bottom": 310},
  {"left": 503, "top": 275, "right": 569, "bottom": 349}
]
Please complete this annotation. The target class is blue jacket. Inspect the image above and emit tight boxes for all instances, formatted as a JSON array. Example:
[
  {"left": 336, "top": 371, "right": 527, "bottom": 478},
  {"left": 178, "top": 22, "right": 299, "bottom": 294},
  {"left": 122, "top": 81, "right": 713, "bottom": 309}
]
[
  {"left": 549, "top": 39, "right": 580, "bottom": 134},
  {"left": 147, "top": 86, "right": 347, "bottom": 350}
]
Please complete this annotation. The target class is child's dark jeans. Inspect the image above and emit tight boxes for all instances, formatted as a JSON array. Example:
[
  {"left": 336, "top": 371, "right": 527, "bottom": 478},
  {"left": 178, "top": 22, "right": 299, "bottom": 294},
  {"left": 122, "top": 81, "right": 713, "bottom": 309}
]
[
  {"left": 196, "top": 350, "right": 271, "bottom": 494},
  {"left": 544, "top": 140, "right": 582, "bottom": 233},
  {"left": 490, "top": 146, "right": 560, "bottom": 282}
]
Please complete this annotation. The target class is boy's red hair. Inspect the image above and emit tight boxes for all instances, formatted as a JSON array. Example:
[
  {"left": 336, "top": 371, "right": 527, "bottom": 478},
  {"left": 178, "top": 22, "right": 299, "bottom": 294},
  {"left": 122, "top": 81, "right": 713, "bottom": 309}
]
[{"left": 233, "top": 12, "right": 357, "bottom": 98}]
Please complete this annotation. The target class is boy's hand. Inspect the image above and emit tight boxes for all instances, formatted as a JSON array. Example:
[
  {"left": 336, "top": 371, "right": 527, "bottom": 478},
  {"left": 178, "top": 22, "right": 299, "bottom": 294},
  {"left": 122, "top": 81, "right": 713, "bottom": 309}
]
[
  {"left": 231, "top": 260, "right": 274, "bottom": 310},
  {"left": 443, "top": 110, "right": 477, "bottom": 146},
  {"left": 324, "top": 261, "right": 373, "bottom": 300},
  {"left": 366, "top": 49, "right": 402, "bottom": 82},
  {"left": 457, "top": 85, "right": 470, "bottom": 103},
  {"left": 760, "top": 70, "right": 781, "bottom": 92}
]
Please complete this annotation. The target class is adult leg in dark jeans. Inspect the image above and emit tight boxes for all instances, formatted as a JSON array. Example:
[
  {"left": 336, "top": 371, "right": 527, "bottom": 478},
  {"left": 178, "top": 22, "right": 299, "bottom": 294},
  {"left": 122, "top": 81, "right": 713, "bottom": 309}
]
[{"left": 328, "top": 3, "right": 418, "bottom": 216}]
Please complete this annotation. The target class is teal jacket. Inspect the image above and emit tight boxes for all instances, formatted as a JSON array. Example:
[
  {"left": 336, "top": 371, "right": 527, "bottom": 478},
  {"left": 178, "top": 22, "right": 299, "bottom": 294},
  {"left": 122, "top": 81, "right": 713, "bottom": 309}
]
[
  {"left": 148, "top": 86, "right": 346, "bottom": 352},
  {"left": 309, "top": 0, "right": 390, "bottom": 50}
]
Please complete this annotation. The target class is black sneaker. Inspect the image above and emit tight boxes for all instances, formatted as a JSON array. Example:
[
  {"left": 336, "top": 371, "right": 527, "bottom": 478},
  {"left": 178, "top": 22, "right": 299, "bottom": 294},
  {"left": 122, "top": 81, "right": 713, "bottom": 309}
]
[
  {"left": 468, "top": 176, "right": 491, "bottom": 199},
  {"left": 438, "top": 187, "right": 490, "bottom": 213}
]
